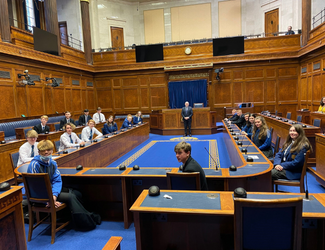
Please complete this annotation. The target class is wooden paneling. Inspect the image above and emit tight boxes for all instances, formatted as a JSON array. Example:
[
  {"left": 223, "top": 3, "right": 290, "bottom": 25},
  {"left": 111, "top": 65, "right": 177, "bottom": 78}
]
[
  {"left": 72, "top": 89, "right": 82, "bottom": 112},
  {"left": 246, "top": 81, "right": 264, "bottom": 103},
  {"left": 28, "top": 87, "right": 44, "bottom": 116},
  {"left": 266, "top": 80, "right": 276, "bottom": 102},
  {"left": 124, "top": 89, "right": 138, "bottom": 109},
  {"left": 0, "top": 85, "right": 16, "bottom": 118},
  {"left": 278, "top": 79, "right": 297, "bottom": 101},
  {"left": 114, "top": 89, "right": 122, "bottom": 109},
  {"left": 150, "top": 87, "right": 167, "bottom": 108},
  {"left": 97, "top": 89, "right": 112, "bottom": 110}
]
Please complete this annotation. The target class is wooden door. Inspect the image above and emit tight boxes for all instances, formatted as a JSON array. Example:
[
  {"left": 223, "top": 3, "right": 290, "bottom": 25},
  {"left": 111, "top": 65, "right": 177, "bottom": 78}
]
[
  {"left": 111, "top": 26, "right": 124, "bottom": 50},
  {"left": 265, "top": 9, "right": 279, "bottom": 37},
  {"left": 59, "top": 21, "right": 68, "bottom": 46}
]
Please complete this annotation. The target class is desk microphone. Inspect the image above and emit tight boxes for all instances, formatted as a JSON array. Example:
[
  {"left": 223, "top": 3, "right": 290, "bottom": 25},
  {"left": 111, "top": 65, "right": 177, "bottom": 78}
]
[
  {"left": 241, "top": 139, "right": 252, "bottom": 154},
  {"left": 237, "top": 134, "right": 245, "bottom": 146},
  {"left": 204, "top": 147, "right": 219, "bottom": 171}
]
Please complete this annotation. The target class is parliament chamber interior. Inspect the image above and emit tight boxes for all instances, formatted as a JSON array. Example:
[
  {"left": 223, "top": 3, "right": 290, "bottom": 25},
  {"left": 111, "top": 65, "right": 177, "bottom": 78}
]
[{"left": 1, "top": 0, "right": 325, "bottom": 249}]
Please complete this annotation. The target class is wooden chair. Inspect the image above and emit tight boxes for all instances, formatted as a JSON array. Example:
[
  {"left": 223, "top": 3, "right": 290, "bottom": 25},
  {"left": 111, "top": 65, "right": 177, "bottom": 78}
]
[
  {"left": 273, "top": 150, "right": 310, "bottom": 193},
  {"left": 297, "top": 115, "right": 302, "bottom": 122},
  {"left": 10, "top": 151, "right": 21, "bottom": 185},
  {"left": 313, "top": 118, "right": 321, "bottom": 127},
  {"left": 234, "top": 197, "right": 303, "bottom": 250},
  {"left": 22, "top": 173, "right": 70, "bottom": 244},
  {"left": 268, "top": 135, "right": 281, "bottom": 163},
  {"left": 167, "top": 172, "right": 200, "bottom": 190},
  {"left": 102, "top": 236, "right": 123, "bottom": 250},
  {"left": 286, "top": 112, "right": 292, "bottom": 119}
]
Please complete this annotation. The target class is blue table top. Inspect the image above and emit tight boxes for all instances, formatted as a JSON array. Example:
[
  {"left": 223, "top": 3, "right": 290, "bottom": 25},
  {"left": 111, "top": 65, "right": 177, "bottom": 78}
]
[
  {"left": 238, "top": 146, "right": 259, "bottom": 153},
  {"left": 243, "top": 154, "right": 268, "bottom": 163},
  {"left": 230, "top": 164, "right": 270, "bottom": 176},
  {"left": 128, "top": 169, "right": 171, "bottom": 175},
  {"left": 59, "top": 169, "right": 83, "bottom": 175},
  {"left": 82, "top": 168, "right": 124, "bottom": 175},
  {"left": 140, "top": 191, "right": 221, "bottom": 210}
]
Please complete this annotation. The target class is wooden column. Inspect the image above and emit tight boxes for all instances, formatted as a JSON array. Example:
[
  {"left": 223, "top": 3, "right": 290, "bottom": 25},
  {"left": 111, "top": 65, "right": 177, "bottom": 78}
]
[
  {"left": 7, "top": 0, "right": 14, "bottom": 27},
  {"left": 0, "top": 0, "right": 11, "bottom": 42},
  {"left": 80, "top": 0, "right": 93, "bottom": 64},
  {"left": 302, "top": 0, "right": 311, "bottom": 46},
  {"left": 15, "top": 0, "right": 24, "bottom": 30},
  {"left": 43, "top": 0, "right": 61, "bottom": 55},
  {"left": 38, "top": 1, "right": 46, "bottom": 30}
]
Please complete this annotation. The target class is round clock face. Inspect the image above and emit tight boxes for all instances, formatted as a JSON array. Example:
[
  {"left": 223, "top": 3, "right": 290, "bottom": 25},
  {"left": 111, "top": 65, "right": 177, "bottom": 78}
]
[{"left": 185, "top": 47, "right": 192, "bottom": 55}]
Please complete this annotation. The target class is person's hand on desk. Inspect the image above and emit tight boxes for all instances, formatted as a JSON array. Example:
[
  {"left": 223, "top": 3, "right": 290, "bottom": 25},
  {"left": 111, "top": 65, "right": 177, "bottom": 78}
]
[
  {"left": 274, "top": 165, "right": 283, "bottom": 171},
  {"left": 46, "top": 195, "right": 62, "bottom": 208},
  {"left": 241, "top": 131, "right": 247, "bottom": 135},
  {"left": 80, "top": 141, "right": 85, "bottom": 146},
  {"left": 228, "top": 121, "right": 231, "bottom": 124}
]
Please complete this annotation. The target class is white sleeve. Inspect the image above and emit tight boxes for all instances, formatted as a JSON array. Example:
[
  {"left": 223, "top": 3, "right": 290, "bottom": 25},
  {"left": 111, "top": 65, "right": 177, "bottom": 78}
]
[
  {"left": 73, "top": 133, "right": 83, "bottom": 144},
  {"left": 61, "top": 134, "right": 74, "bottom": 148},
  {"left": 94, "top": 128, "right": 103, "bottom": 137},
  {"left": 93, "top": 113, "right": 99, "bottom": 124},
  {"left": 102, "top": 114, "right": 106, "bottom": 122},
  {"left": 18, "top": 143, "right": 33, "bottom": 165},
  {"left": 81, "top": 127, "right": 90, "bottom": 142}
]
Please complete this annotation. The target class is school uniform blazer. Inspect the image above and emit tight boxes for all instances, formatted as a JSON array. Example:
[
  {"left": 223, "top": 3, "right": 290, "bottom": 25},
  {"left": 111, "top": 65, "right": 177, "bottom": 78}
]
[
  {"left": 78, "top": 115, "right": 92, "bottom": 126},
  {"left": 133, "top": 116, "right": 143, "bottom": 124},
  {"left": 120, "top": 120, "right": 133, "bottom": 130},
  {"left": 274, "top": 146, "right": 308, "bottom": 180},
  {"left": 60, "top": 118, "right": 76, "bottom": 129},
  {"left": 102, "top": 123, "right": 118, "bottom": 134},
  {"left": 33, "top": 124, "right": 50, "bottom": 134}
]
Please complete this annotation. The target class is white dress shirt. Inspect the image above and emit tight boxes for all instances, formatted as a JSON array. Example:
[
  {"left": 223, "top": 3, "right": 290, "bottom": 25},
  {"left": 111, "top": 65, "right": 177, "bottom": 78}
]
[
  {"left": 81, "top": 126, "right": 103, "bottom": 142},
  {"left": 93, "top": 113, "right": 106, "bottom": 124},
  {"left": 59, "top": 132, "right": 83, "bottom": 151},
  {"left": 17, "top": 142, "right": 39, "bottom": 166}
]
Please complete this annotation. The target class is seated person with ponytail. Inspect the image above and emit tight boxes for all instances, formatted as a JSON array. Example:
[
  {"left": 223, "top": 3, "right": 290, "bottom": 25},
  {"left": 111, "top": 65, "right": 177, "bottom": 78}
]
[
  {"left": 59, "top": 123, "right": 85, "bottom": 151},
  {"left": 120, "top": 114, "right": 133, "bottom": 129},
  {"left": 133, "top": 111, "right": 143, "bottom": 125},
  {"left": 251, "top": 116, "right": 273, "bottom": 158},
  {"left": 241, "top": 114, "right": 255, "bottom": 139},
  {"left": 27, "top": 140, "right": 101, "bottom": 231},
  {"left": 102, "top": 115, "right": 118, "bottom": 135},
  {"left": 272, "top": 124, "right": 312, "bottom": 180}
]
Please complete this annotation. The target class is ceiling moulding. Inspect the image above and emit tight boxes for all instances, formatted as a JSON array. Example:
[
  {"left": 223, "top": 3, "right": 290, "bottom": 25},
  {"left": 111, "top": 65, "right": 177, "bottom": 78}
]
[{"left": 260, "top": 0, "right": 279, "bottom": 8}]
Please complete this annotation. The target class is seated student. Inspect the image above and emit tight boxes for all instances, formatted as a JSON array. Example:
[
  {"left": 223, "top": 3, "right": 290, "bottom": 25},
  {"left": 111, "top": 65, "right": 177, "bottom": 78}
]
[
  {"left": 174, "top": 141, "right": 208, "bottom": 190},
  {"left": 17, "top": 130, "right": 39, "bottom": 166},
  {"left": 60, "top": 111, "right": 76, "bottom": 129},
  {"left": 27, "top": 140, "right": 101, "bottom": 231},
  {"left": 225, "top": 109, "right": 238, "bottom": 122},
  {"left": 318, "top": 97, "right": 325, "bottom": 113},
  {"left": 241, "top": 114, "right": 255, "bottom": 139},
  {"left": 229, "top": 110, "right": 245, "bottom": 128},
  {"left": 33, "top": 115, "right": 50, "bottom": 134},
  {"left": 59, "top": 123, "right": 85, "bottom": 151},
  {"left": 240, "top": 112, "right": 250, "bottom": 130},
  {"left": 251, "top": 116, "right": 273, "bottom": 158},
  {"left": 78, "top": 109, "right": 92, "bottom": 126},
  {"left": 120, "top": 114, "right": 133, "bottom": 130},
  {"left": 81, "top": 119, "right": 103, "bottom": 142},
  {"left": 102, "top": 115, "right": 118, "bottom": 135},
  {"left": 93, "top": 107, "right": 105, "bottom": 124},
  {"left": 133, "top": 111, "right": 143, "bottom": 125},
  {"left": 272, "top": 124, "right": 312, "bottom": 180}
]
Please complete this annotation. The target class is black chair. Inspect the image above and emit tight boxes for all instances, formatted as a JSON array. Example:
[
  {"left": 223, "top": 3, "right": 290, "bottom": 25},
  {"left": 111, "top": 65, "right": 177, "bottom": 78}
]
[
  {"left": 22, "top": 173, "right": 70, "bottom": 244},
  {"left": 273, "top": 150, "right": 310, "bottom": 193},
  {"left": 234, "top": 197, "right": 302, "bottom": 250},
  {"left": 10, "top": 151, "right": 21, "bottom": 185},
  {"left": 297, "top": 115, "right": 302, "bottom": 122},
  {"left": 313, "top": 119, "right": 321, "bottom": 127},
  {"left": 166, "top": 172, "right": 200, "bottom": 190},
  {"left": 286, "top": 112, "right": 292, "bottom": 119}
]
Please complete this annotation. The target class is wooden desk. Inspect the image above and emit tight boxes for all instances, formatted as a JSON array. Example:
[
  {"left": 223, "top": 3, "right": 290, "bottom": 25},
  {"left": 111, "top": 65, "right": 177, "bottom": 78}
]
[
  {"left": 0, "top": 186, "right": 27, "bottom": 250},
  {"left": 261, "top": 114, "right": 320, "bottom": 164},
  {"left": 150, "top": 108, "right": 217, "bottom": 135},
  {"left": 296, "top": 110, "right": 311, "bottom": 124},
  {"left": 0, "top": 131, "right": 4, "bottom": 141},
  {"left": 312, "top": 133, "right": 325, "bottom": 188},
  {"left": 0, "top": 139, "right": 26, "bottom": 183},
  {"left": 310, "top": 112, "right": 325, "bottom": 131},
  {"left": 131, "top": 190, "right": 325, "bottom": 250}
]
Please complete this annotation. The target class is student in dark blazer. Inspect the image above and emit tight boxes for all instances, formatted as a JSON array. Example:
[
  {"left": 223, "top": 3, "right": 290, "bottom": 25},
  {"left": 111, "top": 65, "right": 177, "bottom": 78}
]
[
  {"left": 272, "top": 124, "right": 312, "bottom": 180},
  {"left": 78, "top": 109, "right": 92, "bottom": 126},
  {"left": 181, "top": 101, "right": 193, "bottom": 137},
  {"left": 120, "top": 114, "right": 133, "bottom": 130},
  {"left": 133, "top": 111, "right": 143, "bottom": 125},
  {"left": 60, "top": 111, "right": 76, "bottom": 129},
  {"left": 102, "top": 115, "right": 118, "bottom": 134},
  {"left": 33, "top": 115, "right": 50, "bottom": 134},
  {"left": 229, "top": 110, "right": 245, "bottom": 128}
]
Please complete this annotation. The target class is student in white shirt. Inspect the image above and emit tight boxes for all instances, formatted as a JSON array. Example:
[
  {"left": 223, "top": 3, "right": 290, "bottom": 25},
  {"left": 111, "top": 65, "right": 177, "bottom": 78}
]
[
  {"left": 17, "top": 129, "right": 39, "bottom": 166},
  {"left": 81, "top": 119, "right": 103, "bottom": 142},
  {"left": 59, "top": 123, "right": 85, "bottom": 151},
  {"left": 93, "top": 107, "right": 106, "bottom": 124}
]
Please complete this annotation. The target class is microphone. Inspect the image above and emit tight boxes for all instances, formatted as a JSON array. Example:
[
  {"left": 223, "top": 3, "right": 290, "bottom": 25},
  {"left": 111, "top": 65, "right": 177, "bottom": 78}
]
[
  {"left": 241, "top": 139, "right": 251, "bottom": 154},
  {"left": 204, "top": 147, "right": 219, "bottom": 171},
  {"left": 237, "top": 134, "right": 245, "bottom": 146}
]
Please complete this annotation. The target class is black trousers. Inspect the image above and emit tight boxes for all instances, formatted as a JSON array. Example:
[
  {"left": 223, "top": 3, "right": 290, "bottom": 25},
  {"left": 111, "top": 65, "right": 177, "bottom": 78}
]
[
  {"left": 271, "top": 168, "right": 287, "bottom": 180},
  {"left": 183, "top": 119, "right": 191, "bottom": 135}
]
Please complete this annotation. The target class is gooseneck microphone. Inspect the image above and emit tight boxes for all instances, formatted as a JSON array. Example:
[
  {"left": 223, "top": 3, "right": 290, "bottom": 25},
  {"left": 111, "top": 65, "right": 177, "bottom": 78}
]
[{"left": 204, "top": 147, "right": 219, "bottom": 171}]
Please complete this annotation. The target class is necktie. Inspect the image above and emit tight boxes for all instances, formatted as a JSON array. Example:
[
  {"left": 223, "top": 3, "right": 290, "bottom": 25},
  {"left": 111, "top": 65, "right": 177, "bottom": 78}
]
[
  {"left": 67, "top": 119, "right": 70, "bottom": 123},
  {"left": 99, "top": 114, "right": 101, "bottom": 122},
  {"left": 42, "top": 126, "right": 44, "bottom": 131},
  {"left": 89, "top": 129, "right": 93, "bottom": 140},
  {"left": 69, "top": 135, "right": 73, "bottom": 143},
  {"left": 31, "top": 145, "right": 34, "bottom": 157}
]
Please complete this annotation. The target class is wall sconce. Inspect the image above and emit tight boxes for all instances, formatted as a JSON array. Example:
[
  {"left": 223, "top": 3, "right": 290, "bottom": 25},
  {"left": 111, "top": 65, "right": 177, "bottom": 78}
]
[
  {"left": 46, "top": 77, "right": 59, "bottom": 87},
  {"left": 215, "top": 67, "right": 224, "bottom": 81}
]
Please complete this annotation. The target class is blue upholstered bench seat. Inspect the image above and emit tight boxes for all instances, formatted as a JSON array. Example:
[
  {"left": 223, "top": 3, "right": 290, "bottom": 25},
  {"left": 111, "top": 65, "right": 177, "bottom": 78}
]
[{"left": 0, "top": 115, "right": 65, "bottom": 140}]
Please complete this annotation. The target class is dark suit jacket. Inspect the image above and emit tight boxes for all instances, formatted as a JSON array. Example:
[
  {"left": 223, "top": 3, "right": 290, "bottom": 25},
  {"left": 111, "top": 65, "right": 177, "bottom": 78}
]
[
  {"left": 33, "top": 124, "right": 50, "bottom": 134},
  {"left": 183, "top": 156, "right": 208, "bottom": 190},
  {"left": 181, "top": 107, "right": 193, "bottom": 120},
  {"left": 60, "top": 118, "right": 76, "bottom": 129},
  {"left": 78, "top": 115, "right": 92, "bottom": 126},
  {"left": 133, "top": 116, "right": 143, "bottom": 124},
  {"left": 102, "top": 123, "right": 118, "bottom": 135},
  {"left": 232, "top": 115, "right": 245, "bottom": 128}
]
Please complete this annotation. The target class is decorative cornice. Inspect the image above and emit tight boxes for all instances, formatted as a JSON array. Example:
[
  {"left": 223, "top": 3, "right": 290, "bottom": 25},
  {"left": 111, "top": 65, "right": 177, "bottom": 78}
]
[{"left": 169, "top": 73, "right": 209, "bottom": 80}]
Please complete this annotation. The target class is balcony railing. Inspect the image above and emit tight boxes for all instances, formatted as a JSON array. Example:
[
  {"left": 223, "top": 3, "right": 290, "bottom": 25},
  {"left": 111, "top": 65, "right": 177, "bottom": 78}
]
[{"left": 313, "top": 7, "right": 325, "bottom": 29}]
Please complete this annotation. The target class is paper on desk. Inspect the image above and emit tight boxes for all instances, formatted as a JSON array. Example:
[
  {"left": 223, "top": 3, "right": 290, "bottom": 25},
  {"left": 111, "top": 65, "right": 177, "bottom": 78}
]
[{"left": 249, "top": 155, "right": 260, "bottom": 159}]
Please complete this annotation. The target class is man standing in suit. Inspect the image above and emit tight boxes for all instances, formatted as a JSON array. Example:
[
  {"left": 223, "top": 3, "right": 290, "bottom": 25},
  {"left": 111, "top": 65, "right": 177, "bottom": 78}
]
[
  {"left": 93, "top": 107, "right": 106, "bottom": 124},
  {"left": 78, "top": 109, "right": 92, "bottom": 126},
  {"left": 181, "top": 101, "right": 193, "bottom": 137},
  {"left": 60, "top": 111, "right": 76, "bottom": 129},
  {"left": 33, "top": 115, "right": 50, "bottom": 134}
]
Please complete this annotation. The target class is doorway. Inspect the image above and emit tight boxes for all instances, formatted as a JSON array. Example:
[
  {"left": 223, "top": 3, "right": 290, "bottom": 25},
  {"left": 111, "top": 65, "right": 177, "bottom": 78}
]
[
  {"left": 110, "top": 26, "right": 124, "bottom": 50},
  {"left": 265, "top": 9, "right": 279, "bottom": 37}
]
